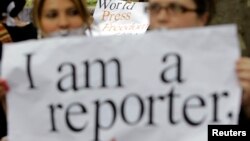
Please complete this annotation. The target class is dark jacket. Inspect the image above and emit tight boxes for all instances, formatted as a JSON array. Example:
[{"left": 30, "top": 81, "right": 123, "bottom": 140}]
[
  {"left": 3, "top": 23, "right": 37, "bottom": 42},
  {"left": 0, "top": 0, "right": 26, "bottom": 20}
]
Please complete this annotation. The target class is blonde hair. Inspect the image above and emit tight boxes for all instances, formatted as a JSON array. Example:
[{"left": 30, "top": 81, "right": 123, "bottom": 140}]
[{"left": 32, "top": 0, "right": 92, "bottom": 31}]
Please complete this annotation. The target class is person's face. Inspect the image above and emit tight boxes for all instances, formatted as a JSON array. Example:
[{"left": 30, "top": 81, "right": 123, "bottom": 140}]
[
  {"left": 148, "top": 0, "right": 208, "bottom": 29},
  {"left": 40, "top": 0, "right": 84, "bottom": 37}
]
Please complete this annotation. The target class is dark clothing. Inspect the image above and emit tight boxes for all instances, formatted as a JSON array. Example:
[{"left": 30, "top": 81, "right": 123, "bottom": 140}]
[
  {"left": 0, "top": 0, "right": 26, "bottom": 20},
  {"left": 0, "top": 43, "right": 6, "bottom": 138},
  {"left": 3, "top": 23, "right": 37, "bottom": 42},
  {"left": 0, "top": 42, "right": 2, "bottom": 60},
  {"left": 0, "top": 102, "right": 7, "bottom": 140},
  {"left": 0, "top": 43, "right": 7, "bottom": 140},
  {"left": 239, "top": 106, "right": 250, "bottom": 126}
]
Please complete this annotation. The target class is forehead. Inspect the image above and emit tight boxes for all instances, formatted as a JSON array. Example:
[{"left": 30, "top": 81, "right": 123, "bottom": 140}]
[
  {"left": 42, "top": 0, "right": 75, "bottom": 8},
  {"left": 148, "top": 0, "right": 196, "bottom": 6}
]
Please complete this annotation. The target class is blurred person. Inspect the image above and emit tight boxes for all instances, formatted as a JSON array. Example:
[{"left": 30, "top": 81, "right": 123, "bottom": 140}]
[
  {"left": 147, "top": 0, "right": 212, "bottom": 29},
  {"left": 0, "top": 0, "right": 27, "bottom": 27},
  {"left": 0, "top": 0, "right": 37, "bottom": 42},
  {"left": 146, "top": 0, "right": 250, "bottom": 125},
  {"left": 0, "top": 0, "right": 95, "bottom": 102},
  {"left": 0, "top": 0, "right": 95, "bottom": 140},
  {"left": 0, "top": 0, "right": 95, "bottom": 98}
]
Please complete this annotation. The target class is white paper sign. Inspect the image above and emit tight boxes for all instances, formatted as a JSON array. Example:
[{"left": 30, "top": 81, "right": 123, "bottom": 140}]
[
  {"left": 2, "top": 25, "right": 241, "bottom": 141},
  {"left": 93, "top": 0, "right": 149, "bottom": 35}
]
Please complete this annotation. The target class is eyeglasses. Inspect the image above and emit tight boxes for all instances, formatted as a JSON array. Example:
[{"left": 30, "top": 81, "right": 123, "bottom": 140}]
[{"left": 146, "top": 3, "right": 199, "bottom": 15}]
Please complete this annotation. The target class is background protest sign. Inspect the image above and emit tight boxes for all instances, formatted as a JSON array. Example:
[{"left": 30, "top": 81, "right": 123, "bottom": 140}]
[
  {"left": 2, "top": 25, "right": 241, "bottom": 141},
  {"left": 93, "top": 0, "right": 149, "bottom": 35}
]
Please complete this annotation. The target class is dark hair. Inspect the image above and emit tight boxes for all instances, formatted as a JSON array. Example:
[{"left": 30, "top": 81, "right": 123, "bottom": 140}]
[{"left": 193, "top": 0, "right": 215, "bottom": 24}]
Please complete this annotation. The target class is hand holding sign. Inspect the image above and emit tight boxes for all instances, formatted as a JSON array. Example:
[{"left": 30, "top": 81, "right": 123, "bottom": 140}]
[{"left": 237, "top": 57, "right": 250, "bottom": 118}]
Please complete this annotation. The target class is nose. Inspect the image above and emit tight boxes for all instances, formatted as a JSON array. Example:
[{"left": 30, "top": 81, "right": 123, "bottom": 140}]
[
  {"left": 58, "top": 14, "right": 69, "bottom": 29},
  {"left": 156, "top": 9, "right": 170, "bottom": 25}
]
